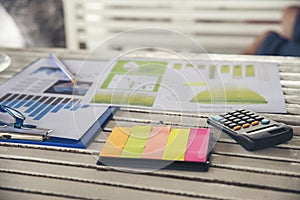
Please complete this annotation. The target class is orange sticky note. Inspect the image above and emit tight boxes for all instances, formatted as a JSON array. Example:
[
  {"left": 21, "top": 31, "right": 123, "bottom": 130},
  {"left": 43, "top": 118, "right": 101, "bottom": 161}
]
[
  {"left": 100, "top": 127, "right": 131, "bottom": 157},
  {"left": 142, "top": 126, "right": 171, "bottom": 159}
]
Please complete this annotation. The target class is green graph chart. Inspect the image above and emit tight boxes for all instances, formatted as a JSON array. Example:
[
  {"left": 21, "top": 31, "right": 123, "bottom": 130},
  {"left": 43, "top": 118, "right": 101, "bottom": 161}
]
[
  {"left": 191, "top": 87, "right": 267, "bottom": 104},
  {"left": 92, "top": 60, "right": 167, "bottom": 107},
  {"left": 185, "top": 64, "right": 266, "bottom": 104}
]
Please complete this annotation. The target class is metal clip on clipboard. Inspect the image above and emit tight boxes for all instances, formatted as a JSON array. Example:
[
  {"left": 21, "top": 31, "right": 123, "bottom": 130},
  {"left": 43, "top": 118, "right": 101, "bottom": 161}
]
[{"left": 0, "top": 104, "right": 52, "bottom": 141}]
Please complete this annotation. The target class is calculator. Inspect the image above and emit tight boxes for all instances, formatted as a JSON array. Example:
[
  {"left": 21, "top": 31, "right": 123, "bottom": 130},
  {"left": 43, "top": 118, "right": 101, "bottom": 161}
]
[{"left": 207, "top": 109, "right": 293, "bottom": 151}]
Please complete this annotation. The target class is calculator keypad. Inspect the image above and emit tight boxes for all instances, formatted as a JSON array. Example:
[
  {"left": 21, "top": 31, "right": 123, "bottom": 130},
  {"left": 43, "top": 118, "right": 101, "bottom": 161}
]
[
  {"left": 209, "top": 109, "right": 294, "bottom": 151},
  {"left": 211, "top": 109, "right": 270, "bottom": 132}
]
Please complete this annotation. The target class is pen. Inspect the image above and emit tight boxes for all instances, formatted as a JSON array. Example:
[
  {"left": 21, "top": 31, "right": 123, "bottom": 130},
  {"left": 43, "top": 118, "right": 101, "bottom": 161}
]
[{"left": 49, "top": 53, "right": 76, "bottom": 83}]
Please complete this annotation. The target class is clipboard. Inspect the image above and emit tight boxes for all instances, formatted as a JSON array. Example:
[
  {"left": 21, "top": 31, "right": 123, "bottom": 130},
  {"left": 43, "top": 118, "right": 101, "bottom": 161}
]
[
  {"left": 0, "top": 107, "right": 116, "bottom": 148},
  {"left": 0, "top": 57, "right": 117, "bottom": 149}
]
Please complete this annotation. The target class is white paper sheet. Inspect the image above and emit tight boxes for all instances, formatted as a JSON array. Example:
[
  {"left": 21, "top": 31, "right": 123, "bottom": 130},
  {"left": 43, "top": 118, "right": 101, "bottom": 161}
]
[
  {"left": 0, "top": 58, "right": 110, "bottom": 140},
  {"left": 86, "top": 58, "right": 286, "bottom": 113}
]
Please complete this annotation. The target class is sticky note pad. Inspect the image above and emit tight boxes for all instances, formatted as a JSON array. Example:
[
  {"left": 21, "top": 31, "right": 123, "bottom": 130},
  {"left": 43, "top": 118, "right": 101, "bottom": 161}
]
[
  {"left": 98, "top": 126, "right": 212, "bottom": 171},
  {"left": 162, "top": 128, "right": 190, "bottom": 161},
  {"left": 121, "top": 126, "right": 151, "bottom": 158},
  {"left": 100, "top": 127, "right": 131, "bottom": 157},
  {"left": 142, "top": 126, "right": 171, "bottom": 159},
  {"left": 184, "top": 128, "right": 210, "bottom": 162}
]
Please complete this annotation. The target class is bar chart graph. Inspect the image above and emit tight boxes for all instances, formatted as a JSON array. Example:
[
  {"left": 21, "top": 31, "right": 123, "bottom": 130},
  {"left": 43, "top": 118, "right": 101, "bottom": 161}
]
[
  {"left": 0, "top": 93, "right": 90, "bottom": 121},
  {"left": 173, "top": 63, "right": 266, "bottom": 104}
]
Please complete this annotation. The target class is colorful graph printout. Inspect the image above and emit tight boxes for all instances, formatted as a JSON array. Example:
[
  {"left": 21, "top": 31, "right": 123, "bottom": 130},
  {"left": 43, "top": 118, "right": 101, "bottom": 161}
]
[{"left": 90, "top": 59, "right": 286, "bottom": 113}]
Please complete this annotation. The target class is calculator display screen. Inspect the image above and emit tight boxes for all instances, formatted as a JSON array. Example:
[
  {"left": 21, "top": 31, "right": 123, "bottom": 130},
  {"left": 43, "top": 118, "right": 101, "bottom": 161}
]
[{"left": 246, "top": 125, "right": 278, "bottom": 135}]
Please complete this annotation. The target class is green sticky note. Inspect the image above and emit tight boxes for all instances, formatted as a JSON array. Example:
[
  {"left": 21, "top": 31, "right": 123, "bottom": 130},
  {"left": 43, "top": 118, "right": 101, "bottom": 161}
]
[
  {"left": 162, "top": 128, "right": 190, "bottom": 161},
  {"left": 130, "top": 126, "right": 151, "bottom": 137},
  {"left": 121, "top": 126, "right": 151, "bottom": 158}
]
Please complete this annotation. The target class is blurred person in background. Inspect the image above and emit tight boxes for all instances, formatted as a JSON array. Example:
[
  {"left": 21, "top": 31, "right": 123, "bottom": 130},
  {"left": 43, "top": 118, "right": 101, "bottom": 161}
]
[{"left": 242, "top": 6, "right": 300, "bottom": 57}]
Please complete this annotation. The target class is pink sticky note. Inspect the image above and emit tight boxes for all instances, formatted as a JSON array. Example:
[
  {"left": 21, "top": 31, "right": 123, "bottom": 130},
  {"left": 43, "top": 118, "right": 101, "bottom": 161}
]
[
  {"left": 142, "top": 127, "right": 171, "bottom": 159},
  {"left": 184, "top": 128, "right": 210, "bottom": 162}
]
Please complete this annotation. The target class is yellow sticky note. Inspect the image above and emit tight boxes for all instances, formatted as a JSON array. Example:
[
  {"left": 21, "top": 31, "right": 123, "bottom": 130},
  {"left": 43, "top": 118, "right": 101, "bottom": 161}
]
[{"left": 162, "top": 128, "right": 190, "bottom": 161}]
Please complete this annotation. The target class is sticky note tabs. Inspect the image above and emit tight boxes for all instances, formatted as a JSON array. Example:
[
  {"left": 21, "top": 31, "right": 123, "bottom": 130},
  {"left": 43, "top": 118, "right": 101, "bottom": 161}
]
[
  {"left": 162, "top": 128, "right": 190, "bottom": 161},
  {"left": 130, "top": 126, "right": 152, "bottom": 138},
  {"left": 121, "top": 126, "right": 151, "bottom": 158},
  {"left": 184, "top": 128, "right": 210, "bottom": 162},
  {"left": 100, "top": 127, "right": 131, "bottom": 157},
  {"left": 142, "top": 126, "right": 171, "bottom": 159}
]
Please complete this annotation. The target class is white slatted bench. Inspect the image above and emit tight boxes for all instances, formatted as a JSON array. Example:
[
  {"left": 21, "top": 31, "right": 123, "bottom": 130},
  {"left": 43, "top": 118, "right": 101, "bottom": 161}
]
[{"left": 63, "top": 0, "right": 300, "bottom": 53}]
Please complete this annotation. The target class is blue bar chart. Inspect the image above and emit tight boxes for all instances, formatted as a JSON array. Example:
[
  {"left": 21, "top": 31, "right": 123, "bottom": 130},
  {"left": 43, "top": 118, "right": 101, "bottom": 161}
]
[
  {"left": 0, "top": 93, "right": 89, "bottom": 121},
  {"left": 2, "top": 94, "right": 18, "bottom": 105},
  {"left": 15, "top": 95, "right": 34, "bottom": 108},
  {"left": 25, "top": 96, "right": 48, "bottom": 114},
  {"left": 34, "top": 97, "right": 62, "bottom": 120},
  {"left": 7, "top": 94, "right": 26, "bottom": 107},
  {"left": 24, "top": 96, "right": 41, "bottom": 107},
  {"left": 51, "top": 98, "right": 70, "bottom": 113}
]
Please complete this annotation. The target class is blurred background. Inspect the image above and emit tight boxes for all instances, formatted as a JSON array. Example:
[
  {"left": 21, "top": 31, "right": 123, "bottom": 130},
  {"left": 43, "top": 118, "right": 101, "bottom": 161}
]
[{"left": 1, "top": 0, "right": 300, "bottom": 54}]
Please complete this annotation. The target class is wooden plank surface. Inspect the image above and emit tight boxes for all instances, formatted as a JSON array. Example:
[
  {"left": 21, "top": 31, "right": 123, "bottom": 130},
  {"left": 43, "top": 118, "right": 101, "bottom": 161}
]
[{"left": 0, "top": 48, "right": 300, "bottom": 200}]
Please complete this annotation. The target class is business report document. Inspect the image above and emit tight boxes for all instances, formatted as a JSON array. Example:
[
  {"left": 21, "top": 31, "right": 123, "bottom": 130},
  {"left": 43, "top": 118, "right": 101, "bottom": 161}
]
[{"left": 0, "top": 57, "right": 286, "bottom": 127}]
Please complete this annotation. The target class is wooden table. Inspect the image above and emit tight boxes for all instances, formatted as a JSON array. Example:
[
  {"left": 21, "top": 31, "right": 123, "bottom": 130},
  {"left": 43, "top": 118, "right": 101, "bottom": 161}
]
[{"left": 0, "top": 48, "right": 300, "bottom": 200}]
